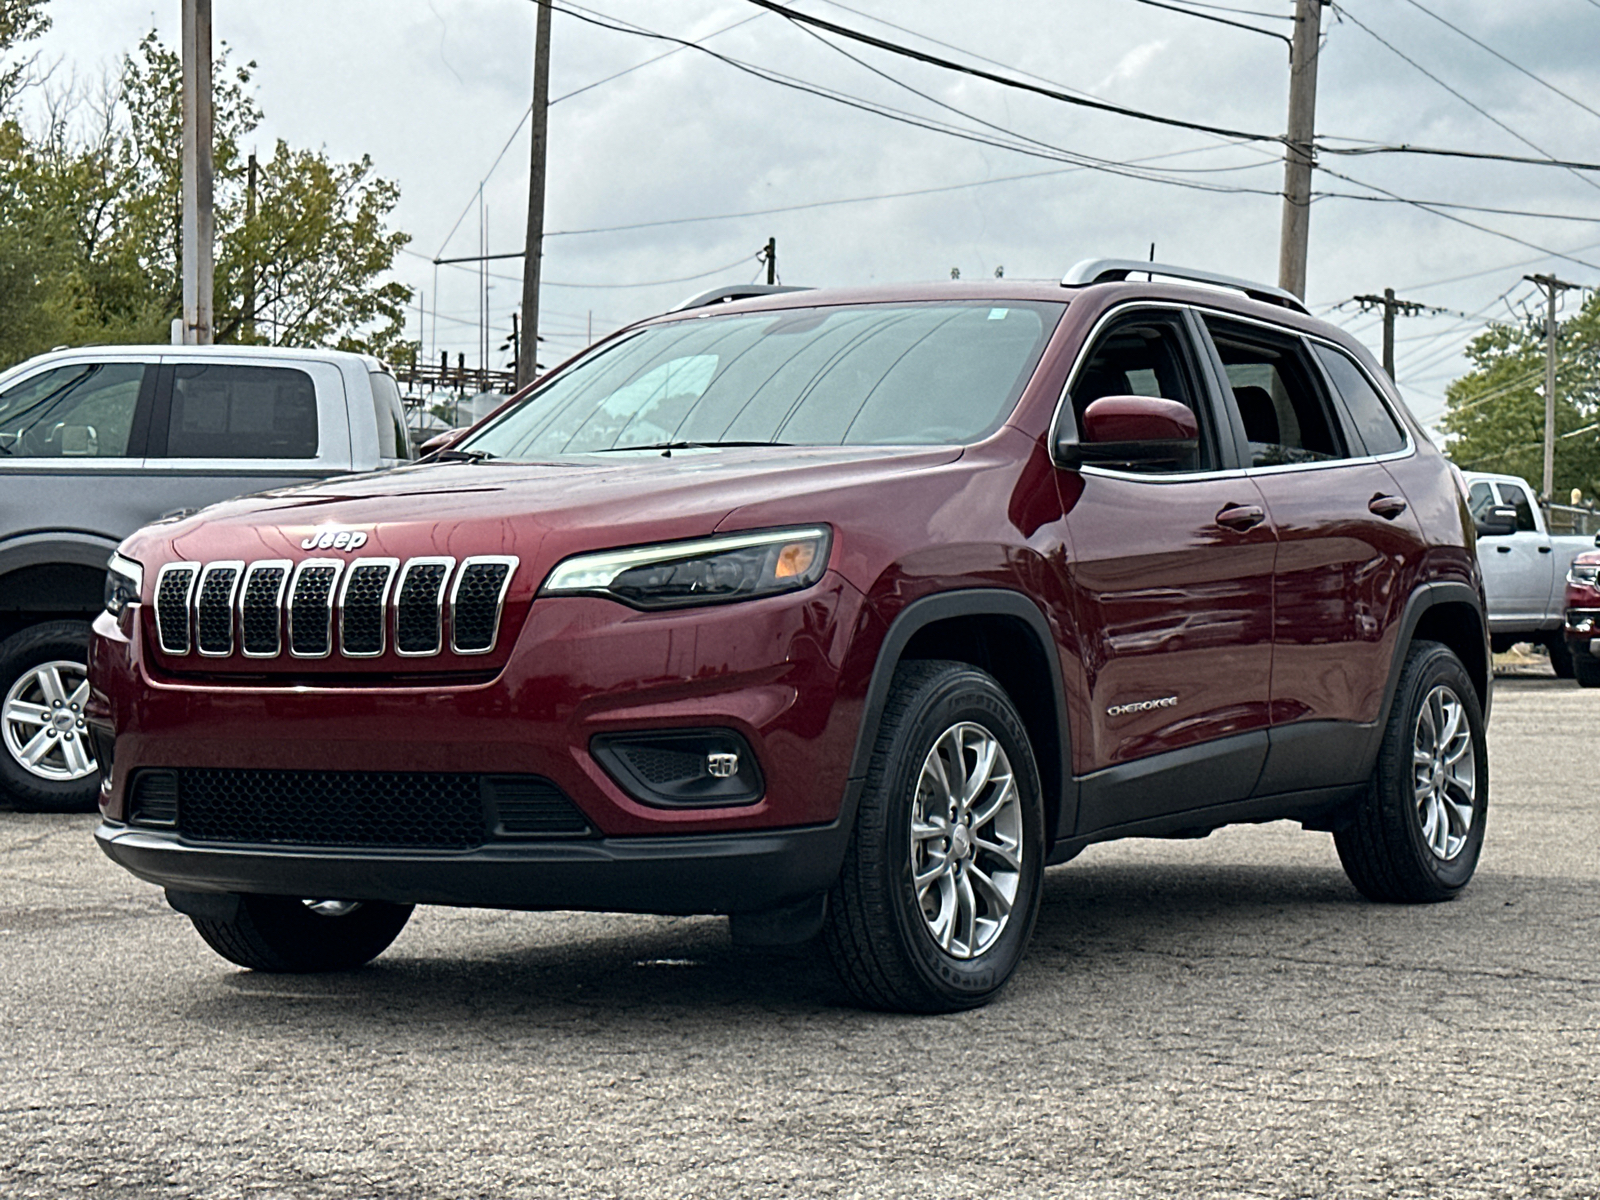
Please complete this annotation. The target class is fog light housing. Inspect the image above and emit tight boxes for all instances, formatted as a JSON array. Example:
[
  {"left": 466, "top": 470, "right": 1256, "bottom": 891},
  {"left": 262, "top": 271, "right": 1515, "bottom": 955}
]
[{"left": 591, "top": 729, "right": 764, "bottom": 808}]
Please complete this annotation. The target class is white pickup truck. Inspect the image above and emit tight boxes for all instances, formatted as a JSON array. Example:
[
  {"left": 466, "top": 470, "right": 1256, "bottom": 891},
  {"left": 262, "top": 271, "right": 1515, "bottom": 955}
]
[{"left": 1463, "top": 471, "right": 1599, "bottom": 675}]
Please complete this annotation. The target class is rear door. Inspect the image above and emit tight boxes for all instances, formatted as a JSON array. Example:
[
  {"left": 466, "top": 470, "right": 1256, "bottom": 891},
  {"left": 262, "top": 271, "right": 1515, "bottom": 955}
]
[
  {"left": 1061, "top": 306, "right": 1277, "bottom": 832},
  {"left": 139, "top": 355, "right": 354, "bottom": 522},
  {"left": 1196, "top": 314, "right": 1428, "bottom": 793}
]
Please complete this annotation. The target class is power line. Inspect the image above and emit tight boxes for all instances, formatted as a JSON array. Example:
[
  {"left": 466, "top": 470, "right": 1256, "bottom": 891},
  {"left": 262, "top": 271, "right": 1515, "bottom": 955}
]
[
  {"left": 1396, "top": 0, "right": 1600, "bottom": 127},
  {"left": 1328, "top": 3, "right": 1600, "bottom": 196},
  {"left": 1131, "top": 0, "right": 1292, "bottom": 49},
  {"left": 1317, "top": 163, "right": 1600, "bottom": 272},
  {"left": 551, "top": 2, "right": 1286, "bottom": 198},
  {"left": 435, "top": 2, "right": 792, "bottom": 258},
  {"left": 738, "top": 0, "right": 1285, "bottom": 144}
]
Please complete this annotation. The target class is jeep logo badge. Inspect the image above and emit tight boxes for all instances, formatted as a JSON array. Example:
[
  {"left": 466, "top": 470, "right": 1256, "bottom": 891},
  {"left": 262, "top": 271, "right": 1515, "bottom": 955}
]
[{"left": 300, "top": 528, "right": 369, "bottom": 552}]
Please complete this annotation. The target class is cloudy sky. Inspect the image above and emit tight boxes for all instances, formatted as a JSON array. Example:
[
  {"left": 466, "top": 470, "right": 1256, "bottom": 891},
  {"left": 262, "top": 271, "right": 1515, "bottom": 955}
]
[{"left": 23, "top": 0, "right": 1600, "bottom": 431}]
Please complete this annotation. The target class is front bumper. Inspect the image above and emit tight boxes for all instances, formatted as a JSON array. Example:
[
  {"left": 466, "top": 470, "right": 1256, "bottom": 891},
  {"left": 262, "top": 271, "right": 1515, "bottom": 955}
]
[{"left": 95, "top": 806, "right": 856, "bottom": 915}]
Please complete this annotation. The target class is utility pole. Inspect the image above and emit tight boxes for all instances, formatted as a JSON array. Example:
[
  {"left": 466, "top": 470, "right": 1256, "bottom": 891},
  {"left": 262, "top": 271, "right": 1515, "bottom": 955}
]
[
  {"left": 763, "top": 236, "right": 777, "bottom": 285},
  {"left": 1525, "top": 272, "right": 1579, "bottom": 503},
  {"left": 244, "top": 151, "right": 257, "bottom": 341},
  {"left": 1352, "top": 287, "right": 1424, "bottom": 382},
  {"left": 180, "top": 0, "right": 214, "bottom": 344},
  {"left": 517, "top": 0, "right": 553, "bottom": 389},
  {"left": 1277, "top": 0, "right": 1324, "bottom": 301}
]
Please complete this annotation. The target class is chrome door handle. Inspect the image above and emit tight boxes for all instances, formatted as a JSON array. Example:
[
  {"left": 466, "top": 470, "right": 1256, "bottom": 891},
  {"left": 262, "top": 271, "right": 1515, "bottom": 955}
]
[
  {"left": 1216, "top": 503, "right": 1266, "bottom": 532},
  {"left": 1368, "top": 494, "right": 1408, "bottom": 520}
]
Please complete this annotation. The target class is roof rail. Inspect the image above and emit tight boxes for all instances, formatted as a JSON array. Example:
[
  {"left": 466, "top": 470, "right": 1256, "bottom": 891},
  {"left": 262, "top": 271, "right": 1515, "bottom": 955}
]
[
  {"left": 1061, "top": 258, "right": 1310, "bottom": 316},
  {"left": 669, "top": 284, "right": 811, "bottom": 313}
]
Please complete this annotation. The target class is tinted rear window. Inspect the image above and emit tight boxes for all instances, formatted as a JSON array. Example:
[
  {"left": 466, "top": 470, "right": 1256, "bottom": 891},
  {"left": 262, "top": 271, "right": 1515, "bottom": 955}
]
[
  {"left": 165, "top": 364, "right": 319, "bottom": 458},
  {"left": 462, "top": 302, "right": 1061, "bottom": 458}
]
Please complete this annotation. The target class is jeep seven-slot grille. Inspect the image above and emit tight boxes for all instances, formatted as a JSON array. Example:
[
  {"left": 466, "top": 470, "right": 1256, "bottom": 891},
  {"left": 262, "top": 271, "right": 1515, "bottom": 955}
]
[
  {"left": 155, "top": 565, "right": 198, "bottom": 654},
  {"left": 340, "top": 561, "right": 396, "bottom": 656},
  {"left": 129, "top": 768, "right": 589, "bottom": 847},
  {"left": 452, "top": 559, "right": 513, "bottom": 653},
  {"left": 288, "top": 563, "right": 341, "bottom": 657},
  {"left": 239, "top": 563, "right": 288, "bottom": 657},
  {"left": 195, "top": 564, "right": 241, "bottom": 655},
  {"left": 396, "top": 560, "right": 452, "bottom": 655},
  {"left": 151, "top": 555, "right": 517, "bottom": 663}
]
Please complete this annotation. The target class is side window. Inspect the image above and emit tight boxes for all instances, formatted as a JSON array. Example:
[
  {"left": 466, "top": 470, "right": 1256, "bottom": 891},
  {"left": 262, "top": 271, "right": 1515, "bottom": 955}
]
[
  {"left": 0, "top": 363, "right": 144, "bottom": 457},
  {"left": 1467, "top": 481, "right": 1496, "bottom": 521},
  {"left": 1497, "top": 484, "right": 1538, "bottom": 533},
  {"left": 164, "top": 364, "right": 319, "bottom": 459},
  {"left": 1204, "top": 317, "right": 1346, "bottom": 467},
  {"left": 368, "top": 371, "right": 412, "bottom": 460},
  {"left": 1068, "top": 314, "right": 1213, "bottom": 473},
  {"left": 1310, "top": 343, "right": 1407, "bottom": 456}
]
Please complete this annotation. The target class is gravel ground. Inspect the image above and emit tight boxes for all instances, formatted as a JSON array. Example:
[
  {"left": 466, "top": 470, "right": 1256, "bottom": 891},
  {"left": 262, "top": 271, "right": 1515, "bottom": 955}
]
[{"left": 2, "top": 676, "right": 1596, "bottom": 1199}]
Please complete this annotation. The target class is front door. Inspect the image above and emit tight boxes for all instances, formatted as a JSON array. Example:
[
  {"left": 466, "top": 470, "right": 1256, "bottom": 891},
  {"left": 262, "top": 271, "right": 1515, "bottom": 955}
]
[{"left": 1060, "top": 307, "right": 1277, "bottom": 831}]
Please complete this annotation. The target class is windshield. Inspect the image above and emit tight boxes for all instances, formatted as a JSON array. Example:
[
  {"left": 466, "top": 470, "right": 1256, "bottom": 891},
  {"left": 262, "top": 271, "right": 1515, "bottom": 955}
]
[{"left": 460, "top": 300, "right": 1061, "bottom": 459}]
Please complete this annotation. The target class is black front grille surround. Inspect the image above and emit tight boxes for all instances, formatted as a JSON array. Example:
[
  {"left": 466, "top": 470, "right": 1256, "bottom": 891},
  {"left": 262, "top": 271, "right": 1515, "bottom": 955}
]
[
  {"left": 152, "top": 553, "right": 518, "bottom": 662},
  {"left": 128, "top": 768, "right": 590, "bottom": 848}
]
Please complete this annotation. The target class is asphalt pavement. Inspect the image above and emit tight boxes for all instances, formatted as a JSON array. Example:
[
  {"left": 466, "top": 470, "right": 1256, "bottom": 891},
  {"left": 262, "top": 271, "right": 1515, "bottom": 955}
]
[{"left": 2, "top": 675, "right": 1596, "bottom": 1199}]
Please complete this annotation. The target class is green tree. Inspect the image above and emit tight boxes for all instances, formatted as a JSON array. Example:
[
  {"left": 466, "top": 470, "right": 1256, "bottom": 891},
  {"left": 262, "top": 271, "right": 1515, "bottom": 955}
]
[
  {"left": 1441, "top": 290, "right": 1600, "bottom": 502},
  {"left": 1, "top": 24, "right": 412, "bottom": 367},
  {"left": 0, "top": 0, "right": 48, "bottom": 112}
]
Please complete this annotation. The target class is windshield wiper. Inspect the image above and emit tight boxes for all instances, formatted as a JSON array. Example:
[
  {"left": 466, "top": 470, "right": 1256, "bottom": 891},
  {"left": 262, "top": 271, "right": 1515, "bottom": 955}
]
[
  {"left": 593, "top": 440, "right": 791, "bottom": 453},
  {"left": 427, "top": 447, "right": 497, "bottom": 463}
]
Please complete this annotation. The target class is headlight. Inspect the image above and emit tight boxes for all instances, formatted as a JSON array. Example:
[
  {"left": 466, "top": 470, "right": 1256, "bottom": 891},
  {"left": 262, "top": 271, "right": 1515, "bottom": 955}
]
[
  {"left": 104, "top": 552, "right": 144, "bottom": 616},
  {"left": 1570, "top": 562, "right": 1600, "bottom": 587},
  {"left": 541, "top": 526, "right": 831, "bottom": 610}
]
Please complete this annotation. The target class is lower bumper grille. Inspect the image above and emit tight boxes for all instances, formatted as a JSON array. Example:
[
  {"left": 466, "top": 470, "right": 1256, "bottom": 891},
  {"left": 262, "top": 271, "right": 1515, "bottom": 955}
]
[{"left": 130, "top": 768, "right": 590, "bottom": 849}]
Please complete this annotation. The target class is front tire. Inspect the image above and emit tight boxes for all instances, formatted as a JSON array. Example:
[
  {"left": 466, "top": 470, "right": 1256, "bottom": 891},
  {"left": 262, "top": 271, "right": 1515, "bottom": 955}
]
[
  {"left": 823, "top": 661, "right": 1045, "bottom": 1013},
  {"left": 0, "top": 621, "right": 100, "bottom": 813},
  {"left": 1573, "top": 645, "right": 1600, "bottom": 688},
  {"left": 1335, "top": 641, "right": 1488, "bottom": 903},
  {"left": 190, "top": 895, "right": 414, "bottom": 972}
]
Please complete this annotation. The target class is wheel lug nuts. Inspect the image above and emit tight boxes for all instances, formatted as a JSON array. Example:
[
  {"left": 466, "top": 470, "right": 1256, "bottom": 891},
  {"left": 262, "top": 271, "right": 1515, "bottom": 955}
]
[
  {"left": 47, "top": 729, "right": 56, "bottom": 738},
  {"left": 52, "top": 700, "right": 62, "bottom": 708}
]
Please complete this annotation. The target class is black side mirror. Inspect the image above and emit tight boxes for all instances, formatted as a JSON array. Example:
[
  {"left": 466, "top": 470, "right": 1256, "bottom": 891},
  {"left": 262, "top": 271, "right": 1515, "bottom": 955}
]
[
  {"left": 1056, "top": 395, "right": 1199, "bottom": 468},
  {"left": 1474, "top": 505, "right": 1517, "bottom": 538}
]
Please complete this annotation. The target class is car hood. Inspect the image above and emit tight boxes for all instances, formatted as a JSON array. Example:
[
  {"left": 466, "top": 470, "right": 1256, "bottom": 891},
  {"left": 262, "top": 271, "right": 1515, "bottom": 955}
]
[{"left": 120, "top": 444, "right": 963, "bottom": 569}]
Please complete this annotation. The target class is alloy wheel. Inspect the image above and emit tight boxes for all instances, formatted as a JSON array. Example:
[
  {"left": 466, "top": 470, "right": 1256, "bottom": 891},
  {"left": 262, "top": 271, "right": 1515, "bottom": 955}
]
[
  {"left": 908, "top": 721, "right": 1024, "bottom": 959},
  {"left": 2, "top": 659, "right": 97, "bottom": 782},
  {"left": 1413, "top": 684, "right": 1476, "bottom": 861}
]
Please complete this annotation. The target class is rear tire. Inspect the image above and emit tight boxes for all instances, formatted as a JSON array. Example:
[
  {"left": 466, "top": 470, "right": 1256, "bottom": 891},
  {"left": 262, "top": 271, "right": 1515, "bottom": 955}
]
[
  {"left": 1335, "top": 641, "right": 1487, "bottom": 903},
  {"left": 823, "top": 661, "right": 1044, "bottom": 1013},
  {"left": 190, "top": 895, "right": 414, "bottom": 972},
  {"left": 0, "top": 621, "right": 100, "bottom": 813}
]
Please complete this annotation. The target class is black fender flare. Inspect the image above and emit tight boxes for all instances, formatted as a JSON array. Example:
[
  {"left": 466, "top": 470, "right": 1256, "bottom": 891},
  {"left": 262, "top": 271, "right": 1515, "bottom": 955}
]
[
  {"left": 845, "top": 588, "right": 1075, "bottom": 850},
  {"left": 1378, "top": 580, "right": 1492, "bottom": 732}
]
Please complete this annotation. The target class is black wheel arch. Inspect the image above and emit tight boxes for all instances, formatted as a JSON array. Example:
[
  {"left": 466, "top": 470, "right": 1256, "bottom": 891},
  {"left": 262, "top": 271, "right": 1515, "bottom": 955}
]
[
  {"left": 849, "top": 590, "right": 1075, "bottom": 852},
  {"left": 1380, "top": 581, "right": 1492, "bottom": 732}
]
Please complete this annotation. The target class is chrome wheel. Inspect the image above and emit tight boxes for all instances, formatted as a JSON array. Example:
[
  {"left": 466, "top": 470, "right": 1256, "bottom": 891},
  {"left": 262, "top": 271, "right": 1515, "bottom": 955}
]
[
  {"left": 908, "top": 721, "right": 1024, "bottom": 959},
  {"left": 1413, "top": 684, "right": 1476, "bottom": 861},
  {"left": 2, "top": 659, "right": 96, "bottom": 782}
]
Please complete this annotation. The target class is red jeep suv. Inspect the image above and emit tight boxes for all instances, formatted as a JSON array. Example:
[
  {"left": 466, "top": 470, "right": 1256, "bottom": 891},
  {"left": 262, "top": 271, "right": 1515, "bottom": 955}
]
[{"left": 90, "top": 260, "right": 1491, "bottom": 1012}]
